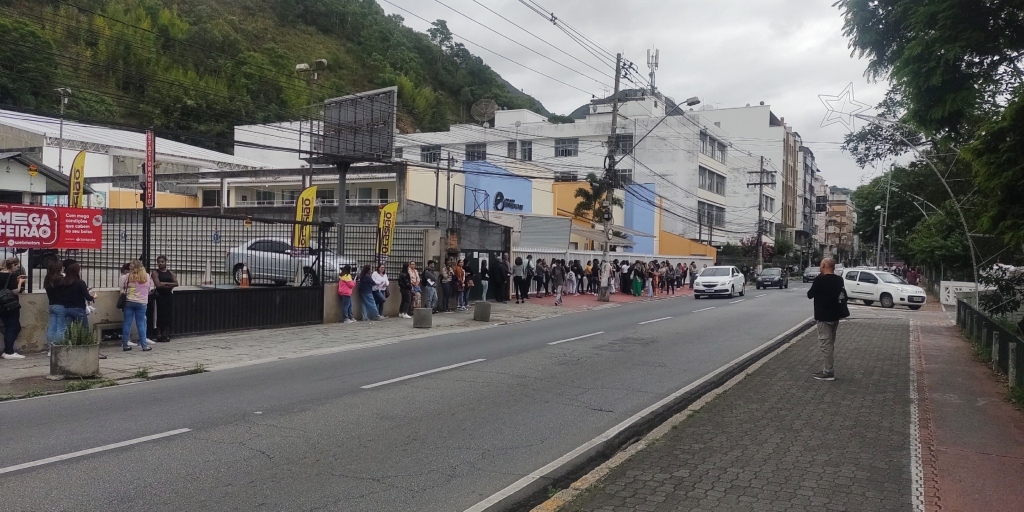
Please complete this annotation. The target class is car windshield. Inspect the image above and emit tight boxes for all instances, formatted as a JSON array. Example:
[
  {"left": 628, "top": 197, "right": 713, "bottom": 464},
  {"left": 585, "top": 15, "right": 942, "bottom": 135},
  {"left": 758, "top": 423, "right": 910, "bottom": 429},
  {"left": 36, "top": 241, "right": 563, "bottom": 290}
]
[
  {"left": 761, "top": 269, "right": 781, "bottom": 276},
  {"left": 702, "top": 268, "right": 731, "bottom": 277},
  {"left": 876, "top": 272, "right": 906, "bottom": 284}
]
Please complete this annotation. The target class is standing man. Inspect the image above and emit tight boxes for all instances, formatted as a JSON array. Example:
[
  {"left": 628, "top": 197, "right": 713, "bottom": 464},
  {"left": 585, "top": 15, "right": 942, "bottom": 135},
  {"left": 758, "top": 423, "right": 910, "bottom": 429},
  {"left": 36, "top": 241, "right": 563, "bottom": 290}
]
[
  {"left": 806, "top": 258, "right": 847, "bottom": 381},
  {"left": 422, "top": 260, "right": 438, "bottom": 313},
  {"left": 551, "top": 259, "right": 565, "bottom": 306}
]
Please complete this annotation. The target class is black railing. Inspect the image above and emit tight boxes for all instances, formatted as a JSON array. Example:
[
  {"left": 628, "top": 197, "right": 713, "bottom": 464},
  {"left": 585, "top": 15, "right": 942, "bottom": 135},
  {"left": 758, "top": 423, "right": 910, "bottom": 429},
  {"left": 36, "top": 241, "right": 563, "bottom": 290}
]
[
  {"left": 171, "top": 287, "right": 324, "bottom": 337},
  {"left": 956, "top": 299, "right": 1024, "bottom": 389}
]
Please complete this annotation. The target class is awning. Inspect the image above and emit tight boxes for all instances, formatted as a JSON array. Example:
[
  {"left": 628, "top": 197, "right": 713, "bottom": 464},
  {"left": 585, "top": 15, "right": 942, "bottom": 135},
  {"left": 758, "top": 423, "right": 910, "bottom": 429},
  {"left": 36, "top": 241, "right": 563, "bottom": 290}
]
[{"left": 570, "top": 225, "right": 635, "bottom": 246}]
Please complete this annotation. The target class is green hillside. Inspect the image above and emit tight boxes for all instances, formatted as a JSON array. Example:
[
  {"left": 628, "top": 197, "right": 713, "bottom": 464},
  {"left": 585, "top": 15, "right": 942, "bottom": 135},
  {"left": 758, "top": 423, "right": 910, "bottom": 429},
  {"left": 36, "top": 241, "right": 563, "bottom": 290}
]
[{"left": 0, "top": 0, "right": 551, "bottom": 151}]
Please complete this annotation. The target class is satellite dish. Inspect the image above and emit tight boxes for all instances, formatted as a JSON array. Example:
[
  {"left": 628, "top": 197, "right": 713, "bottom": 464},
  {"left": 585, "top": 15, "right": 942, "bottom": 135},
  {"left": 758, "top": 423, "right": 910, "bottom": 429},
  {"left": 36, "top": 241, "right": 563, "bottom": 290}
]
[{"left": 471, "top": 99, "right": 499, "bottom": 126}]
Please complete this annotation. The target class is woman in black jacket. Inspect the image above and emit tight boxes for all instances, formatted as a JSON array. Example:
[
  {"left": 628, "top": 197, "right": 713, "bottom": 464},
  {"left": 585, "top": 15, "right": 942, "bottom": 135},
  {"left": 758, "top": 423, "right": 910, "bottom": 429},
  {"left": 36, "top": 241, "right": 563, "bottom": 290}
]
[{"left": 398, "top": 263, "right": 413, "bottom": 319}]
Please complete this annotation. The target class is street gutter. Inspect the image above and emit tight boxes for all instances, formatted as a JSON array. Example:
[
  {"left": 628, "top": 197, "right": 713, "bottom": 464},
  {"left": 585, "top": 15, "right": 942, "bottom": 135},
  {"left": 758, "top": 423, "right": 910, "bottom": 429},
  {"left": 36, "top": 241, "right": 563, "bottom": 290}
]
[{"left": 465, "top": 317, "right": 815, "bottom": 512}]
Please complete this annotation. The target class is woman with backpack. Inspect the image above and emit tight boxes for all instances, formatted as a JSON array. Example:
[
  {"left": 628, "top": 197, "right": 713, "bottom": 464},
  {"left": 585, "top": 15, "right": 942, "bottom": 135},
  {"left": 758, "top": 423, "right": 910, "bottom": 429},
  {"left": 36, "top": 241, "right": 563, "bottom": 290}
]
[{"left": 0, "top": 257, "right": 26, "bottom": 360}]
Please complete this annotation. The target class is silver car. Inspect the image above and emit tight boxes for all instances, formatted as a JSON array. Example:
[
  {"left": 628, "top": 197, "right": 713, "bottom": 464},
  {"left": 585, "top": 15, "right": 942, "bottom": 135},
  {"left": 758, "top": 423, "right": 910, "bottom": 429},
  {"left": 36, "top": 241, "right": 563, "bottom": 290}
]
[{"left": 225, "top": 238, "right": 354, "bottom": 285}]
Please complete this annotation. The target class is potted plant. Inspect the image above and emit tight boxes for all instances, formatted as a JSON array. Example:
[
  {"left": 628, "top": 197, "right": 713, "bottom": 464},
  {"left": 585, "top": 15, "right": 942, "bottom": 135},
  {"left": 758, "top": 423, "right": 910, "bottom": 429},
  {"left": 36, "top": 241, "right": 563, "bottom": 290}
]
[{"left": 50, "top": 322, "right": 101, "bottom": 378}]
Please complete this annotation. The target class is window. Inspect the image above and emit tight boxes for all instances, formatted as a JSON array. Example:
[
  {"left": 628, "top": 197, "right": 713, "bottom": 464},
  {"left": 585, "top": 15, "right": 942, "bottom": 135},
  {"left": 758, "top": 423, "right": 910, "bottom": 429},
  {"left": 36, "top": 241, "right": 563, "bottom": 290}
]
[
  {"left": 845, "top": 271, "right": 859, "bottom": 282},
  {"left": 255, "top": 190, "right": 274, "bottom": 203},
  {"left": 816, "top": 195, "right": 828, "bottom": 212},
  {"left": 520, "top": 141, "right": 533, "bottom": 161},
  {"left": 858, "top": 272, "right": 878, "bottom": 284},
  {"left": 466, "top": 143, "right": 487, "bottom": 161},
  {"left": 761, "top": 194, "right": 775, "bottom": 212},
  {"left": 394, "top": 147, "right": 403, "bottom": 160},
  {"left": 554, "top": 170, "right": 578, "bottom": 182},
  {"left": 699, "top": 167, "right": 726, "bottom": 196},
  {"left": 717, "top": 142, "right": 727, "bottom": 164},
  {"left": 700, "top": 133, "right": 709, "bottom": 155},
  {"left": 760, "top": 220, "right": 776, "bottom": 238},
  {"left": 614, "top": 134, "right": 633, "bottom": 156},
  {"left": 555, "top": 138, "right": 579, "bottom": 157},
  {"left": 507, "top": 141, "right": 517, "bottom": 159},
  {"left": 378, "top": 189, "right": 389, "bottom": 202},
  {"left": 698, "top": 201, "right": 726, "bottom": 227},
  {"left": 202, "top": 190, "right": 221, "bottom": 207},
  {"left": 420, "top": 145, "right": 441, "bottom": 164},
  {"left": 316, "top": 188, "right": 335, "bottom": 201},
  {"left": 282, "top": 190, "right": 300, "bottom": 202},
  {"left": 357, "top": 187, "right": 372, "bottom": 201}
]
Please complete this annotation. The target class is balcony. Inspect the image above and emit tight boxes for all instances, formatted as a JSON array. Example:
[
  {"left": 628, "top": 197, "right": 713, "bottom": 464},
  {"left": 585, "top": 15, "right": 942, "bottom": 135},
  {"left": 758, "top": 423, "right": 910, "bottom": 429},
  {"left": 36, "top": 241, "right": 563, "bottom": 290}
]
[{"left": 232, "top": 198, "right": 390, "bottom": 207}]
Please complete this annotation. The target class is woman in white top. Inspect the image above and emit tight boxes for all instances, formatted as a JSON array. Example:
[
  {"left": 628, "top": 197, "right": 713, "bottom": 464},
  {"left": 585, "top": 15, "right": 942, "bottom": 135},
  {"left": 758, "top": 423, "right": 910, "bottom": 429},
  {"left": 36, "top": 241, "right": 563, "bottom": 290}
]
[
  {"left": 120, "top": 260, "right": 155, "bottom": 352},
  {"left": 371, "top": 264, "right": 389, "bottom": 315}
]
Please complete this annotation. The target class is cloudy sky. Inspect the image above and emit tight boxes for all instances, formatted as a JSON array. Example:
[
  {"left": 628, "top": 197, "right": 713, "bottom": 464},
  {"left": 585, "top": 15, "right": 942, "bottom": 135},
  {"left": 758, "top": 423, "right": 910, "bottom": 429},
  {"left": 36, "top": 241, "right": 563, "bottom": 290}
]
[{"left": 379, "top": 0, "right": 890, "bottom": 189}]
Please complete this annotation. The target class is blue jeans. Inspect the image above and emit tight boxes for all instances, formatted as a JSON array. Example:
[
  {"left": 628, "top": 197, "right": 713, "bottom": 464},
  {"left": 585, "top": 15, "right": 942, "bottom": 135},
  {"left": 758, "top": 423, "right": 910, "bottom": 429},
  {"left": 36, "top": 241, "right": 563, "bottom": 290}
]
[
  {"left": 373, "top": 290, "right": 387, "bottom": 315},
  {"left": 122, "top": 301, "right": 148, "bottom": 349},
  {"left": 65, "top": 307, "right": 89, "bottom": 330},
  {"left": 423, "top": 286, "right": 437, "bottom": 311},
  {"left": 340, "top": 295, "right": 353, "bottom": 321},
  {"left": 360, "top": 293, "right": 380, "bottom": 321},
  {"left": 47, "top": 304, "right": 67, "bottom": 346}
]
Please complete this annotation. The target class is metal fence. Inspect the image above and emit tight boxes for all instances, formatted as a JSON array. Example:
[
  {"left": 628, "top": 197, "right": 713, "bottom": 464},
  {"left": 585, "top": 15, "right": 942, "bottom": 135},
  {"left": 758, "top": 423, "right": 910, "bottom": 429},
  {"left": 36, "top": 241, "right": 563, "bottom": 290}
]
[{"left": 956, "top": 298, "right": 1024, "bottom": 389}]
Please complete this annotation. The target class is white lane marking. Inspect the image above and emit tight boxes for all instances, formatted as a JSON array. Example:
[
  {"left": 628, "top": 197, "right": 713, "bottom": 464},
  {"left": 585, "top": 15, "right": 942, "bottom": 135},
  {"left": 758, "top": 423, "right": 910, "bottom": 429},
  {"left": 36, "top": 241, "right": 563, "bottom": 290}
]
[
  {"left": 548, "top": 332, "right": 605, "bottom": 346},
  {"left": 729, "top": 299, "right": 746, "bottom": 304},
  {"left": 360, "top": 359, "right": 486, "bottom": 389},
  {"left": 692, "top": 307, "right": 716, "bottom": 313},
  {"left": 755, "top": 294, "right": 768, "bottom": 298},
  {"left": 0, "top": 429, "right": 192, "bottom": 475},
  {"left": 638, "top": 317, "right": 672, "bottom": 325},
  {"left": 463, "top": 317, "right": 814, "bottom": 512}
]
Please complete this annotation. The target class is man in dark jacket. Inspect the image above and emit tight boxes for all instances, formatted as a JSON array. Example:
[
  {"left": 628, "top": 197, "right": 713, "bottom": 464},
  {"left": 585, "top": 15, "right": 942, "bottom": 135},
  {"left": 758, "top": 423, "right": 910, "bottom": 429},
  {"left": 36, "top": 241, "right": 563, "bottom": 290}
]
[
  {"left": 806, "top": 258, "right": 846, "bottom": 381},
  {"left": 491, "top": 255, "right": 508, "bottom": 304}
]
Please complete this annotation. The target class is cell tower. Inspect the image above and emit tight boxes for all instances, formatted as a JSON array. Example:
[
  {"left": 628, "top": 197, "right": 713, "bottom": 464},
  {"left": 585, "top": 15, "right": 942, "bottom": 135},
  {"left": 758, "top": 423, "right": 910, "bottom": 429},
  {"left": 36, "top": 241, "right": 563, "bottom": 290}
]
[{"left": 647, "top": 47, "right": 659, "bottom": 95}]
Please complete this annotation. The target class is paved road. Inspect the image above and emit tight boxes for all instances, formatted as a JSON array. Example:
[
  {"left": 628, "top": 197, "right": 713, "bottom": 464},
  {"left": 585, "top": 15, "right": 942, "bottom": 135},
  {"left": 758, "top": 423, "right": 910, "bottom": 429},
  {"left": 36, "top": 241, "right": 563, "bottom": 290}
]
[{"left": 0, "top": 285, "right": 813, "bottom": 512}]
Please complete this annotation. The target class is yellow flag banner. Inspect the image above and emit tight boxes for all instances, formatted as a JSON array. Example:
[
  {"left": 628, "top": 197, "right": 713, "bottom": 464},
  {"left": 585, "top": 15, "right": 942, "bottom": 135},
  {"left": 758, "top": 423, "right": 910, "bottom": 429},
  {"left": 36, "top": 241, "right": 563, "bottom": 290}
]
[
  {"left": 68, "top": 151, "right": 87, "bottom": 208},
  {"left": 291, "top": 185, "right": 317, "bottom": 255},
  {"left": 377, "top": 201, "right": 399, "bottom": 263}
]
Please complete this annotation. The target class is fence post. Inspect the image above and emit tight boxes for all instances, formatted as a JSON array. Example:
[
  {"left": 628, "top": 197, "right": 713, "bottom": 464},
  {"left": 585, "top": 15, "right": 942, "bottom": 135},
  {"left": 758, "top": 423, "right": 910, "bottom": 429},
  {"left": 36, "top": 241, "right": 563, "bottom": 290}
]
[
  {"left": 992, "top": 331, "right": 1000, "bottom": 371},
  {"left": 1009, "top": 341, "right": 1018, "bottom": 389}
]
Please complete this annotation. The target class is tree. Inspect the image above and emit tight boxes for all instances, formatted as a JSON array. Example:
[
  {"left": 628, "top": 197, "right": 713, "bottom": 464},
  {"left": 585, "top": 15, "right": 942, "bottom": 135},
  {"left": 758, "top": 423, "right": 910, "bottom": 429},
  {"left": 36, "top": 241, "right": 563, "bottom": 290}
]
[
  {"left": 773, "top": 239, "right": 795, "bottom": 261},
  {"left": 740, "top": 237, "right": 773, "bottom": 262},
  {"left": 573, "top": 173, "right": 623, "bottom": 225}
]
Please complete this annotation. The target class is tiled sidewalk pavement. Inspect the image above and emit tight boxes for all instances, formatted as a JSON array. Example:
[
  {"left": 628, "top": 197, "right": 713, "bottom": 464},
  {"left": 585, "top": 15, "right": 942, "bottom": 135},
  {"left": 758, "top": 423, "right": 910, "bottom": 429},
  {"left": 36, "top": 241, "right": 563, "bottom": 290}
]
[
  {"left": 564, "top": 317, "right": 913, "bottom": 512},
  {"left": 0, "top": 289, "right": 685, "bottom": 397}
]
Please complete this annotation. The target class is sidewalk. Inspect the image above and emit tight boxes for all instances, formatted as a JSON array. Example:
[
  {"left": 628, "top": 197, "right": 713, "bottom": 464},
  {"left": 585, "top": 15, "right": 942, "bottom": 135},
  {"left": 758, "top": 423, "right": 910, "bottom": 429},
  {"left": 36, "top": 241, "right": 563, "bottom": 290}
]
[
  {"left": 542, "top": 305, "right": 1024, "bottom": 512},
  {"left": 0, "top": 287, "right": 688, "bottom": 398}
]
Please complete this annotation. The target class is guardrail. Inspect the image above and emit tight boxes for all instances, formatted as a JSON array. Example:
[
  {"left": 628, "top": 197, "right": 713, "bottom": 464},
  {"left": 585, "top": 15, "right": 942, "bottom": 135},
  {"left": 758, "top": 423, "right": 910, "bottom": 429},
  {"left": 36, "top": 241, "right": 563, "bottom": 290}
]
[{"left": 956, "top": 299, "right": 1024, "bottom": 390}]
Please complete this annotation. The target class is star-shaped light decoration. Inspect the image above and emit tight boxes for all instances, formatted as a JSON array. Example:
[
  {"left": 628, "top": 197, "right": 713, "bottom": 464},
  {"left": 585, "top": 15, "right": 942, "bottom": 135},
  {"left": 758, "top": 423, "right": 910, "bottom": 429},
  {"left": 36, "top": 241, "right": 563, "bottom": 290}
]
[{"left": 818, "top": 83, "right": 871, "bottom": 131}]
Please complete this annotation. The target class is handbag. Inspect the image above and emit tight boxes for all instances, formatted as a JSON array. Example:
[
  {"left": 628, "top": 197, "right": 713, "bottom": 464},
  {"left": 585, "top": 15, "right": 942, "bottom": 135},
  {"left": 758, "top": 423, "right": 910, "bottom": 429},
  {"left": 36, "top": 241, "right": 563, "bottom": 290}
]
[
  {"left": 116, "top": 280, "right": 128, "bottom": 310},
  {"left": 0, "top": 274, "right": 20, "bottom": 314},
  {"left": 838, "top": 289, "right": 851, "bottom": 319}
]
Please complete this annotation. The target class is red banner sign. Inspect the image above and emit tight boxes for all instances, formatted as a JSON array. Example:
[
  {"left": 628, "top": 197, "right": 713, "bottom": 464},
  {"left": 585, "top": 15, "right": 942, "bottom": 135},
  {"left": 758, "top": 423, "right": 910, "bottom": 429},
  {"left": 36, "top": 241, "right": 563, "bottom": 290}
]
[
  {"left": 0, "top": 204, "right": 103, "bottom": 250},
  {"left": 145, "top": 130, "right": 156, "bottom": 208}
]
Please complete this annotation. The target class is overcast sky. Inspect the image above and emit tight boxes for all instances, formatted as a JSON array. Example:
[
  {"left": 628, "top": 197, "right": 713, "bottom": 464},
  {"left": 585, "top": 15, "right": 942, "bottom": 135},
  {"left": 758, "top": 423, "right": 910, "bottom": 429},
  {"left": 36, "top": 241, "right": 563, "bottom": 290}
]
[{"left": 379, "top": 0, "right": 889, "bottom": 189}]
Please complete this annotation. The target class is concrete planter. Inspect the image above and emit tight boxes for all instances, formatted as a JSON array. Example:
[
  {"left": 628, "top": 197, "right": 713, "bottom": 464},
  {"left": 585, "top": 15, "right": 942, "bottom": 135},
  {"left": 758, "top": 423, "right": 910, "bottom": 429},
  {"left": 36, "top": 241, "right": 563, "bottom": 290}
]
[{"left": 50, "top": 345, "right": 101, "bottom": 378}]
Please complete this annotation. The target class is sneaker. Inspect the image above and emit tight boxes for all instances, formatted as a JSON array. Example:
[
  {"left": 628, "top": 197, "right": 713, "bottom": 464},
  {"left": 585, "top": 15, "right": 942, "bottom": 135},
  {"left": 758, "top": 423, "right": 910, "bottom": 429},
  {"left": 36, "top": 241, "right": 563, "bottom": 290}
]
[
  {"left": 126, "top": 341, "right": 139, "bottom": 347},
  {"left": 123, "top": 346, "right": 133, "bottom": 352},
  {"left": 1, "top": 352, "right": 25, "bottom": 360},
  {"left": 142, "top": 346, "right": 152, "bottom": 352},
  {"left": 812, "top": 371, "right": 835, "bottom": 381},
  {"left": 145, "top": 339, "right": 156, "bottom": 346}
]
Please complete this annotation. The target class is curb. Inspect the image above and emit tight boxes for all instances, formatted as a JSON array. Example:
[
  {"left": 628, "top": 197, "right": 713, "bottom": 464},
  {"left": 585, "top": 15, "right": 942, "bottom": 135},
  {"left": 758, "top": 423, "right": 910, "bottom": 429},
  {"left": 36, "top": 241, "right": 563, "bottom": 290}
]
[{"left": 464, "top": 317, "right": 815, "bottom": 512}]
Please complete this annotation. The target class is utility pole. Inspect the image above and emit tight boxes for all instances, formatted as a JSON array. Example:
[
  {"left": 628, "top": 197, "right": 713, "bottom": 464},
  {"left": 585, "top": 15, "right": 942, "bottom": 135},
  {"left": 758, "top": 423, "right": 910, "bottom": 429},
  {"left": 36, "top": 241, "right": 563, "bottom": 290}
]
[
  {"left": 337, "top": 162, "right": 350, "bottom": 257},
  {"left": 748, "top": 156, "right": 774, "bottom": 273},
  {"left": 445, "top": 152, "right": 454, "bottom": 233},
  {"left": 598, "top": 53, "right": 624, "bottom": 302},
  {"left": 434, "top": 159, "right": 440, "bottom": 228},
  {"left": 55, "top": 88, "right": 71, "bottom": 177}
]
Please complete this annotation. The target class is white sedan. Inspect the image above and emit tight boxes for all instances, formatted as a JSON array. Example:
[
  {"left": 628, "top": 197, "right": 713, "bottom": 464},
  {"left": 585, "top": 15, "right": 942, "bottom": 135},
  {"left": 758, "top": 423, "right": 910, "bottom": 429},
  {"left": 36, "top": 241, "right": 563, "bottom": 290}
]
[
  {"left": 694, "top": 266, "right": 747, "bottom": 299},
  {"left": 842, "top": 269, "right": 926, "bottom": 310}
]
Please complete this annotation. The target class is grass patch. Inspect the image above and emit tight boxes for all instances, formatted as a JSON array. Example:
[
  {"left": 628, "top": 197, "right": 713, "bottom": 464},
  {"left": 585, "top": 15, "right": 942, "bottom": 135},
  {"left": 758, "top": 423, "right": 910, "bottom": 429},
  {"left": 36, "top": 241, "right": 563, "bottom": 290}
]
[
  {"left": 133, "top": 366, "right": 151, "bottom": 379},
  {"left": 186, "top": 363, "right": 206, "bottom": 375},
  {"left": 1010, "top": 386, "right": 1024, "bottom": 408},
  {"left": 64, "top": 378, "right": 118, "bottom": 392}
]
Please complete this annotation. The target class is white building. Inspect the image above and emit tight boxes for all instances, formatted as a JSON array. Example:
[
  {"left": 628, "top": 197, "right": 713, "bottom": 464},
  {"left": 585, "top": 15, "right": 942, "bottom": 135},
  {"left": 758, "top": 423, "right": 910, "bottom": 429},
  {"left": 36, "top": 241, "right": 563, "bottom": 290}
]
[{"left": 0, "top": 110, "right": 267, "bottom": 208}]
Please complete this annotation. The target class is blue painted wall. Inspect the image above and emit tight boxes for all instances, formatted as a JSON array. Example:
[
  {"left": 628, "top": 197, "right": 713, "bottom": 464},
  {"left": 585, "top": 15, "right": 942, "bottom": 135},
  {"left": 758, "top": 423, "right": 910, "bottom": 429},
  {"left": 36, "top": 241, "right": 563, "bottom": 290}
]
[
  {"left": 463, "top": 161, "right": 533, "bottom": 214},
  {"left": 624, "top": 183, "right": 656, "bottom": 254}
]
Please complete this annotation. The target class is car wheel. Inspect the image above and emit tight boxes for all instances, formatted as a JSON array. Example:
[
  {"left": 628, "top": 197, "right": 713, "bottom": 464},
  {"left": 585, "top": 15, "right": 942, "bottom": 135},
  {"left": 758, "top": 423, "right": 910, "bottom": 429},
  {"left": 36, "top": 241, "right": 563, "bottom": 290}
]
[
  {"left": 303, "top": 268, "right": 320, "bottom": 287},
  {"left": 908, "top": 305, "right": 922, "bottom": 311},
  {"left": 232, "top": 264, "right": 245, "bottom": 285},
  {"left": 880, "top": 294, "right": 895, "bottom": 309},
  {"left": 694, "top": 294, "right": 701, "bottom": 299},
  {"left": 863, "top": 300, "right": 875, "bottom": 306}
]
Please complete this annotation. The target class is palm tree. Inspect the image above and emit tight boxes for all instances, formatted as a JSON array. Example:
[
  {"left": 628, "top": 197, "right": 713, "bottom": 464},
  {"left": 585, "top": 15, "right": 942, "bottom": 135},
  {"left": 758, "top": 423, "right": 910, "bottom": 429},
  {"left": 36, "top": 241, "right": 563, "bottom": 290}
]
[{"left": 573, "top": 172, "right": 624, "bottom": 224}]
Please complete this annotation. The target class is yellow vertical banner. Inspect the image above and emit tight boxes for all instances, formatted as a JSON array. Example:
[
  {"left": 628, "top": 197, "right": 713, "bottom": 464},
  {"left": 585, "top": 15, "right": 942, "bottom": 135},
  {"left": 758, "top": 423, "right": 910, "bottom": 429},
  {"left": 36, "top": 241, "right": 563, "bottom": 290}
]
[
  {"left": 377, "top": 201, "right": 399, "bottom": 263},
  {"left": 291, "top": 185, "right": 317, "bottom": 254},
  {"left": 68, "top": 151, "right": 87, "bottom": 208}
]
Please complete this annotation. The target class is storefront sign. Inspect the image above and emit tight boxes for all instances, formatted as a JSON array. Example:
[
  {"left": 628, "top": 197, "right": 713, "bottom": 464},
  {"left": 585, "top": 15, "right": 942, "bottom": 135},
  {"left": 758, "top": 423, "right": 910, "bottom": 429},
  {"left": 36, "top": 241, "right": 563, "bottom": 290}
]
[
  {"left": 493, "top": 191, "right": 524, "bottom": 211},
  {"left": 291, "top": 185, "right": 317, "bottom": 256},
  {"left": 0, "top": 203, "right": 103, "bottom": 249},
  {"left": 377, "top": 201, "right": 399, "bottom": 263}
]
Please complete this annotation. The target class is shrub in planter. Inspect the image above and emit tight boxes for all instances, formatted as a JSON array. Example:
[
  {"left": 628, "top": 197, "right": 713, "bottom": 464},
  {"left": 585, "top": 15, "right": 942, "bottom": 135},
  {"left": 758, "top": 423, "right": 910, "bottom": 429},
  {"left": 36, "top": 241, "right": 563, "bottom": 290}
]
[{"left": 51, "top": 322, "right": 100, "bottom": 378}]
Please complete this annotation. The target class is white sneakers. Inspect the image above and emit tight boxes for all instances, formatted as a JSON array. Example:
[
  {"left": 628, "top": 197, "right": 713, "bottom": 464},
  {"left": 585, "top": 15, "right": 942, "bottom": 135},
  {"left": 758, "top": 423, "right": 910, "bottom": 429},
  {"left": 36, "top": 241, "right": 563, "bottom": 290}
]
[
  {"left": 399, "top": 313, "right": 412, "bottom": 319},
  {"left": 1, "top": 352, "right": 26, "bottom": 360},
  {"left": 343, "top": 319, "right": 356, "bottom": 324},
  {"left": 126, "top": 341, "right": 139, "bottom": 347}
]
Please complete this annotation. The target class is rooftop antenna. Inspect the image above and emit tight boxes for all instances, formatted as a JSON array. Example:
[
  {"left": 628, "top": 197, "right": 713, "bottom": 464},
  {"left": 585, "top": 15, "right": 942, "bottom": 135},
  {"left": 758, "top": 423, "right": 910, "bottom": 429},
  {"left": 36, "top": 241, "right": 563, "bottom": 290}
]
[{"left": 646, "top": 47, "right": 659, "bottom": 95}]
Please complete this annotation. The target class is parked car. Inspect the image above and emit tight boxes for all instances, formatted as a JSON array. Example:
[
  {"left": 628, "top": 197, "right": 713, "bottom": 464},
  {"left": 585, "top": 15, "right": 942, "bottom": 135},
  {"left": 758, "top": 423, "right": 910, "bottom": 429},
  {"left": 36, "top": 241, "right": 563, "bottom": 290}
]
[
  {"left": 225, "top": 238, "right": 356, "bottom": 286},
  {"left": 694, "top": 265, "right": 747, "bottom": 299},
  {"left": 756, "top": 267, "right": 789, "bottom": 289},
  {"left": 841, "top": 268, "right": 926, "bottom": 310},
  {"left": 802, "top": 267, "right": 821, "bottom": 283}
]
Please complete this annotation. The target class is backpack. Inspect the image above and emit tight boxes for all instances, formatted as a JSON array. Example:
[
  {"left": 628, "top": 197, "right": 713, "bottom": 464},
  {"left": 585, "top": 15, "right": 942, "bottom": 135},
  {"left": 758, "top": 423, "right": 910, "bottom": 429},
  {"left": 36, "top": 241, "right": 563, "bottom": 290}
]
[{"left": 0, "top": 274, "right": 21, "bottom": 314}]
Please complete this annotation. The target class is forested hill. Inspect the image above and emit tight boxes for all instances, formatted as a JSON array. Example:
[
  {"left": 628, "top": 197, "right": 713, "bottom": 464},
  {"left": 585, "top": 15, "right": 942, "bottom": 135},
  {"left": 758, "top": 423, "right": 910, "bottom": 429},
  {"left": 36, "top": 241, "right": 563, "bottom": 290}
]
[{"left": 0, "top": 0, "right": 552, "bottom": 151}]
